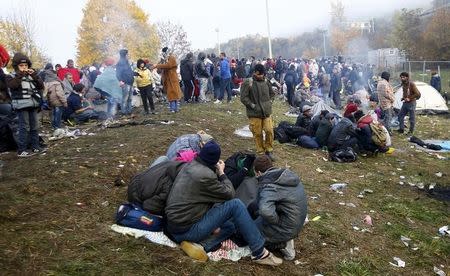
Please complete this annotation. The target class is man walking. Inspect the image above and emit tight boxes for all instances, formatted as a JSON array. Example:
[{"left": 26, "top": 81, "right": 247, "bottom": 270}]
[
  {"left": 397, "top": 72, "right": 420, "bottom": 135},
  {"left": 116, "top": 49, "right": 134, "bottom": 115},
  {"left": 215, "top": 52, "right": 232, "bottom": 104},
  {"left": 240, "top": 64, "right": 276, "bottom": 161},
  {"left": 376, "top": 72, "right": 395, "bottom": 134}
]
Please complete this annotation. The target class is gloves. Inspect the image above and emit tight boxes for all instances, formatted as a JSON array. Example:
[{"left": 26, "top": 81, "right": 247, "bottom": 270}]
[{"left": 243, "top": 154, "right": 256, "bottom": 171}]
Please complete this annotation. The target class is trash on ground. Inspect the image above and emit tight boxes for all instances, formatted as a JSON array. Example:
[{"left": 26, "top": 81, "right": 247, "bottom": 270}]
[
  {"left": 330, "top": 183, "right": 347, "bottom": 191},
  {"left": 400, "top": 175, "right": 406, "bottom": 179},
  {"left": 294, "top": 260, "right": 308, "bottom": 265},
  {"left": 400, "top": 236, "right": 411, "bottom": 247},
  {"left": 363, "top": 215, "right": 373, "bottom": 226},
  {"left": 435, "top": 172, "right": 443, "bottom": 177},
  {"left": 316, "top": 168, "right": 324, "bottom": 173},
  {"left": 438, "top": 225, "right": 449, "bottom": 236},
  {"left": 434, "top": 266, "right": 446, "bottom": 276},
  {"left": 311, "top": 216, "right": 321, "bottom": 222},
  {"left": 160, "top": 120, "right": 175, "bottom": 125},
  {"left": 389, "top": 257, "right": 406, "bottom": 268}
]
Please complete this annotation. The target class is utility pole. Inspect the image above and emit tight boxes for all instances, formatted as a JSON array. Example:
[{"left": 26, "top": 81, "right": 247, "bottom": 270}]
[
  {"left": 322, "top": 30, "right": 327, "bottom": 58},
  {"left": 215, "top": 28, "right": 220, "bottom": 55},
  {"left": 265, "top": 0, "right": 273, "bottom": 59}
]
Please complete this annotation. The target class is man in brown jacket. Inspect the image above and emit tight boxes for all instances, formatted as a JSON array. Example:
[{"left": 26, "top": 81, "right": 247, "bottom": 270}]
[
  {"left": 397, "top": 72, "right": 420, "bottom": 135},
  {"left": 376, "top": 72, "right": 395, "bottom": 134},
  {"left": 155, "top": 47, "right": 182, "bottom": 113}
]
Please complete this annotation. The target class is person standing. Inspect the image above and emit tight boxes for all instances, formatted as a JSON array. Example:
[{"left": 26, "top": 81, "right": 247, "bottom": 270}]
[
  {"left": 155, "top": 47, "right": 182, "bottom": 113},
  {"left": 180, "top": 53, "right": 195, "bottom": 103},
  {"left": 376, "top": 72, "right": 395, "bottom": 134},
  {"left": 44, "top": 69, "right": 67, "bottom": 129},
  {"left": 135, "top": 59, "right": 155, "bottom": 115},
  {"left": 240, "top": 64, "right": 276, "bottom": 161},
  {"left": 215, "top": 52, "right": 232, "bottom": 104},
  {"left": 284, "top": 64, "right": 299, "bottom": 106},
  {"left": 195, "top": 52, "right": 210, "bottom": 103},
  {"left": 330, "top": 67, "right": 342, "bottom": 109},
  {"left": 116, "top": 49, "right": 135, "bottom": 115},
  {"left": 6, "top": 53, "right": 45, "bottom": 157},
  {"left": 430, "top": 71, "right": 441, "bottom": 93},
  {"left": 397, "top": 72, "right": 420, "bottom": 135}
]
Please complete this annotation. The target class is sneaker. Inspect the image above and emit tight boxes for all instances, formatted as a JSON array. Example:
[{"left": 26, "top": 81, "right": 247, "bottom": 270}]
[
  {"left": 214, "top": 99, "right": 222, "bottom": 104},
  {"left": 265, "top": 151, "right": 276, "bottom": 162},
  {"left": 32, "top": 147, "right": 47, "bottom": 154},
  {"left": 252, "top": 250, "right": 283, "bottom": 266},
  {"left": 180, "top": 241, "right": 208, "bottom": 262},
  {"left": 17, "top": 151, "right": 36, "bottom": 158},
  {"left": 280, "top": 239, "right": 295, "bottom": 261}
]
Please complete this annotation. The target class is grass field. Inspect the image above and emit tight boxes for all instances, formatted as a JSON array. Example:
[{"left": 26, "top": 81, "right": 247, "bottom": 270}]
[{"left": 0, "top": 99, "right": 449, "bottom": 275}]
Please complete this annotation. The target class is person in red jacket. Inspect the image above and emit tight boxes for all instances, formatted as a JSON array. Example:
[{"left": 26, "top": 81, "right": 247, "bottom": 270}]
[{"left": 57, "top": 59, "right": 81, "bottom": 84}]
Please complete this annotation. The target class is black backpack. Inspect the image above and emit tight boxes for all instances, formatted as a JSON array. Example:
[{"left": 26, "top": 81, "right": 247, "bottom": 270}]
[{"left": 330, "top": 147, "right": 357, "bottom": 163}]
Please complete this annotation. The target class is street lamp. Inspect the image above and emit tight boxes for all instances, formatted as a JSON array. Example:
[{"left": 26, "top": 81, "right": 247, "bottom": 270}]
[
  {"left": 215, "top": 28, "right": 220, "bottom": 55},
  {"left": 265, "top": 0, "right": 272, "bottom": 59}
]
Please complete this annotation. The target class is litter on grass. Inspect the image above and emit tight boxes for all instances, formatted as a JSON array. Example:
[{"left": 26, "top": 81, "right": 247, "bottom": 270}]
[
  {"left": 389, "top": 257, "right": 406, "bottom": 268},
  {"left": 330, "top": 183, "right": 347, "bottom": 191},
  {"left": 434, "top": 266, "right": 446, "bottom": 276},
  {"left": 438, "top": 226, "right": 449, "bottom": 236}
]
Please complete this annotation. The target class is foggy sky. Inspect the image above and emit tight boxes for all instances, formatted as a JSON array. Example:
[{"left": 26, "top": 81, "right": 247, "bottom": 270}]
[{"left": 0, "top": 0, "right": 428, "bottom": 64}]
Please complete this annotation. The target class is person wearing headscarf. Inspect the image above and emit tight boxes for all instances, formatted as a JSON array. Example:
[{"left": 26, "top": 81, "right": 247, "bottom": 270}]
[{"left": 154, "top": 47, "right": 182, "bottom": 113}]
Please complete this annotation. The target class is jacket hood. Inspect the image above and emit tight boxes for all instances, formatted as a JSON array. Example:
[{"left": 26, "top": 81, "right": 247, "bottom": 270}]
[
  {"left": 197, "top": 52, "right": 206, "bottom": 61},
  {"left": 44, "top": 69, "right": 59, "bottom": 82},
  {"left": 259, "top": 168, "right": 300, "bottom": 187},
  {"left": 12, "top": 53, "right": 32, "bottom": 69},
  {"left": 119, "top": 49, "right": 128, "bottom": 58}
]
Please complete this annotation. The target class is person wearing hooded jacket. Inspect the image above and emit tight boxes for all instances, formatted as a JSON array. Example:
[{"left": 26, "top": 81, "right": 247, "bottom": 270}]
[
  {"left": 134, "top": 59, "right": 155, "bottom": 115},
  {"left": 6, "top": 53, "right": 45, "bottom": 157},
  {"left": 116, "top": 49, "right": 134, "bottom": 115},
  {"left": 250, "top": 155, "right": 307, "bottom": 261},
  {"left": 195, "top": 52, "right": 210, "bottom": 102},
  {"left": 44, "top": 69, "right": 67, "bottom": 129},
  {"left": 180, "top": 53, "right": 195, "bottom": 103}
]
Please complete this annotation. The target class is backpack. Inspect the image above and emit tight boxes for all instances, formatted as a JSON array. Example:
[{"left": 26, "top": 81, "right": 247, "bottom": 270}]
[
  {"left": 369, "top": 122, "right": 387, "bottom": 147},
  {"left": 115, "top": 203, "right": 164, "bottom": 232},
  {"left": 330, "top": 147, "right": 357, "bottom": 163}
]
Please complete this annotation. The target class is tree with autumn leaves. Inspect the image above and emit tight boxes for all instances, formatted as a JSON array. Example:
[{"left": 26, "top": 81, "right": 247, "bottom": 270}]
[{"left": 76, "top": 0, "right": 160, "bottom": 66}]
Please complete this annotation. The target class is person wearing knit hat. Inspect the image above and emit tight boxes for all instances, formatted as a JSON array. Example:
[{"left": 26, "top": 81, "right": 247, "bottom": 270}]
[
  {"left": 240, "top": 61, "right": 276, "bottom": 161},
  {"left": 6, "top": 52, "right": 45, "bottom": 157},
  {"left": 376, "top": 71, "right": 395, "bottom": 134},
  {"left": 166, "top": 131, "right": 214, "bottom": 160},
  {"left": 165, "top": 141, "right": 283, "bottom": 266},
  {"left": 295, "top": 105, "right": 313, "bottom": 130},
  {"left": 249, "top": 154, "right": 307, "bottom": 261}
]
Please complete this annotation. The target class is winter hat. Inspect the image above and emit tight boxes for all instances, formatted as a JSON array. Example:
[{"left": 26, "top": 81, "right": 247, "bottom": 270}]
[
  {"left": 381, "top": 71, "right": 390, "bottom": 82},
  {"left": 119, "top": 49, "right": 128, "bottom": 57},
  {"left": 0, "top": 45, "right": 10, "bottom": 68},
  {"left": 253, "top": 154, "right": 273, "bottom": 173},
  {"left": 254, "top": 64, "right": 266, "bottom": 75},
  {"left": 104, "top": 57, "right": 115, "bottom": 66},
  {"left": 11, "top": 53, "right": 32, "bottom": 69},
  {"left": 302, "top": 105, "right": 312, "bottom": 113},
  {"left": 197, "top": 130, "right": 213, "bottom": 144},
  {"left": 199, "top": 141, "right": 221, "bottom": 166},
  {"left": 344, "top": 103, "right": 358, "bottom": 118}
]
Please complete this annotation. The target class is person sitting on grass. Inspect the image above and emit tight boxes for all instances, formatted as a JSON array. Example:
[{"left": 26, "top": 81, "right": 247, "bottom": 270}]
[
  {"left": 248, "top": 155, "right": 307, "bottom": 261},
  {"left": 63, "top": 83, "right": 103, "bottom": 124},
  {"left": 164, "top": 141, "right": 283, "bottom": 266},
  {"left": 166, "top": 130, "right": 213, "bottom": 160}
]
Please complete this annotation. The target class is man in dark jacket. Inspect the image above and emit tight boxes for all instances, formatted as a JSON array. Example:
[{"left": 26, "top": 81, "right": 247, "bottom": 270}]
[
  {"left": 127, "top": 160, "right": 186, "bottom": 215},
  {"left": 430, "top": 71, "right": 441, "bottom": 93},
  {"left": 251, "top": 155, "right": 307, "bottom": 261},
  {"left": 180, "top": 53, "right": 195, "bottom": 103},
  {"left": 327, "top": 116, "right": 358, "bottom": 152},
  {"left": 165, "top": 141, "right": 282, "bottom": 266},
  {"left": 284, "top": 64, "right": 299, "bottom": 106},
  {"left": 196, "top": 52, "right": 210, "bottom": 102},
  {"left": 116, "top": 49, "right": 134, "bottom": 115},
  {"left": 240, "top": 64, "right": 276, "bottom": 161},
  {"left": 397, "top": 72, "right": 420, "bottom": 135},
  {"left": 330, "top": 67, "right": 342, "bottom": 109},
  {"left": 6, "top": 53, "right": 45, "bottom": 157},
  {"left": 315, "top": 113, "right": 336, "bottom": 147},
  {"left": 295, "top": 105, "right": 313, "bottom": 130}
]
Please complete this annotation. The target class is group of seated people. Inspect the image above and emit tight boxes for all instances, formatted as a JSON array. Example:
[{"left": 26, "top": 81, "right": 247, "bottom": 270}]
[
  {"left": 126, "top": 131, "right": 308, "bottom": 266},
  {"left": 282, "top": 97, "right": 391, "bottom": 156}
]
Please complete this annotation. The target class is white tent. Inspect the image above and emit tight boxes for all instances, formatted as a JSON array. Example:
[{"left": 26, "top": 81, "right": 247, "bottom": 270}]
[
  {"left": 394, "top": 82, "right": 449, "bottom": 114},
  {"left": 311, "top": 100, "right": 341, "bottom": 117}
]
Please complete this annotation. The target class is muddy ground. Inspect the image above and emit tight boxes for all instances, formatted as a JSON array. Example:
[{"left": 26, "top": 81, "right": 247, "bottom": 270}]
[{"left": 0, "top": 100, "right": 449, "bottom": 275}]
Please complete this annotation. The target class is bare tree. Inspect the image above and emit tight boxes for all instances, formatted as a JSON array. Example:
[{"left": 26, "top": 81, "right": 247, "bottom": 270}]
[{"left": 156, "top": 20, "right": 192, "bottom": 60}]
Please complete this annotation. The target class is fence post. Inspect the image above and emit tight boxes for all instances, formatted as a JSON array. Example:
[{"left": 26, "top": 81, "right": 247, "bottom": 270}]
[
  {"left": 408, "top": 62, "right": 411, "bottom": 77},
  {"left": 437, "top": 65, "right": 440, "bottom": 76},
  {"left": 422, "top": 61, "right": 426, "bottom": 82}
]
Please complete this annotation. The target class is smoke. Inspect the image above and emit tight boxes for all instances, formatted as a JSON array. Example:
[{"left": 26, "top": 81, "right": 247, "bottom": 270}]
[{"left": 344, "top": 36, "right": 372, "bottom": 63}]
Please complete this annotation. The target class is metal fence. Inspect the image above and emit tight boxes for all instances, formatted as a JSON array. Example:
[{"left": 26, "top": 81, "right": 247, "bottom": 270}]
[{"left": 377, "top": 61, "right": 450, "bottom": 93}]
